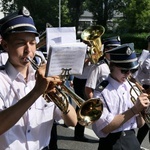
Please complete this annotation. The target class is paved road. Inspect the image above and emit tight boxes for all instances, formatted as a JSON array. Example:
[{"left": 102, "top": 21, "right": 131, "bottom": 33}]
[{"left": 57, "top": 120, "right": 150, "bottom": 150}]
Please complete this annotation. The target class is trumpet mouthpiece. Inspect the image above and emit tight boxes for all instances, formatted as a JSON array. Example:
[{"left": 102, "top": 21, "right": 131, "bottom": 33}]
[
  {"left": 26, "top": 56, "right": 32, "bottom": 62},
  {"left": 26, "top": 56, "right": 39, "bottom": 70}
]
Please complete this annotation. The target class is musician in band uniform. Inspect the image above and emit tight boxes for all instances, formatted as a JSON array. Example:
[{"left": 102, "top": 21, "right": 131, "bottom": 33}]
[
  {"left": 85, "top": 36, "right": 121, "bottom": 99},
  {"left": 92, "top": 43, "right": 149, "bottom": 150},
  {"left": 0, "top": 6, "right": 77, "bottom": 150}
]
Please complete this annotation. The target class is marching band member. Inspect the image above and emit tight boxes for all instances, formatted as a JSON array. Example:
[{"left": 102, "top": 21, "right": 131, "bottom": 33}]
[
  {"left": 92, "top": 43, "right": 149, "bottom": 150},
  {"left": 85, "top": 36, "right": 121, "bottom": 99},
  {"left": 0, "top": 6, "right": 77, "bottom": 150},
  {"left": 73, "top": 51, "right": 93, "bottom": 142}
]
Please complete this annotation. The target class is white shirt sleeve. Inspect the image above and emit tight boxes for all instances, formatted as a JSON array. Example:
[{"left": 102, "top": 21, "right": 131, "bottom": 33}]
[
  {"left": 86, "top": 65, "right": 99, "bottom": 89},
  {"left": 92, "top": 90, "right": 114, "bottom": 137},
  {"left": 0, "top": 97, "right": 5, "bottom": 111},
  {"left": 86, "top": 63, "right": 110, "bottom": 89}
]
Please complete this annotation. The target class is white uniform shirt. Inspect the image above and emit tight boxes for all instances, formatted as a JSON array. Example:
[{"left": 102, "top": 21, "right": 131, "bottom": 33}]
[
  {"left": 0, "top": 52, "right": 8, "bottom": 66},
  {"left": 92, "top": 75, "right": 138, "bottom": 138},
  {"left": 85, "top": 60, "right": 110, "bottom": 89},
  {"left": 74, "top": 62, "right": 94, "bottom": 79},
  {"left": 0, "top": 61, "right": 62, "bottom": 150}
]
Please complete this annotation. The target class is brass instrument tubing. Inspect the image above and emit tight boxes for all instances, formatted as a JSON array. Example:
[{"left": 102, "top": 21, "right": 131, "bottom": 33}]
[
  {"left": 127, "top": 78, "right": 140, "bottom": 97},
  {"left": 26, "top": 57, "right": 39, "bottom": 70}
]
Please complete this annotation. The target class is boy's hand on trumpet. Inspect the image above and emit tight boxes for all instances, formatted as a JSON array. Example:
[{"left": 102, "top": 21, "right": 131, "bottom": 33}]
[
  {"left": 133, "top": 93, "right": 150, "bottom": 114},
  {"left": 33, "top": 64, "right": 62, "bottom": 96}
]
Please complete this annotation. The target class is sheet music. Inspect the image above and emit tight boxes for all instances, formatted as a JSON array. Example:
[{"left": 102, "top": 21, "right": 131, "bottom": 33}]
[
  {"left": 138, "top": 49, "right": 149, "bottom": 65},
  {"left": 46, "top": 27, "right": 76, "bottom": 54},
  {"left": 133, "top": 49, "right": 149, "bottom": 78},
  {"left": 45, "top": 43, "right": 87, "bottom": 76}
]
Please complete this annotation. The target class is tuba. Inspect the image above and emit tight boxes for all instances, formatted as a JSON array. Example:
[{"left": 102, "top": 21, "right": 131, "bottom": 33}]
[
  {"left": 81, "top": 25, "right": 105, "bottom": 64},
  {"left": 127, "top": 76, "right": 150, "bottom": 128}
]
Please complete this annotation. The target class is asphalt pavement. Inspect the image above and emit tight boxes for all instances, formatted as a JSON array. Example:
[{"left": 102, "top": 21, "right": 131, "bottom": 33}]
[
  {"left": 57, "top": 121, "right": 99, "bottom": 150},
  {"left": 57, "top": 120, "right": 150, "bottom": 150}
]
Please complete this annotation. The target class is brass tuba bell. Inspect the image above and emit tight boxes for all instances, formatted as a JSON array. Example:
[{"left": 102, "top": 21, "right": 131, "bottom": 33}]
[{"left": 81, "top": 25, "right": 105, "bottom": 64}]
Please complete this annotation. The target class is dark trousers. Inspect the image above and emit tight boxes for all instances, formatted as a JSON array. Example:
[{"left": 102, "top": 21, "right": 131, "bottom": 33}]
[
  {"left": 98, "top": 130, "right": 141, "bottom": 150},
  {"left": 49, "top": 121, "right": 58, "bottom": 150},
  {"left": 73, "top": 77, "right": 87, "bottom": 137},
  {"left": 137, "top": 123, "right": 150, "bottom": 144}
]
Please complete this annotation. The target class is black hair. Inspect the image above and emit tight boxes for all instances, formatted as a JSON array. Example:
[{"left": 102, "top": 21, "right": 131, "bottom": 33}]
[{"left": 109, "top": 62, "right": 116, "bottom": 72}]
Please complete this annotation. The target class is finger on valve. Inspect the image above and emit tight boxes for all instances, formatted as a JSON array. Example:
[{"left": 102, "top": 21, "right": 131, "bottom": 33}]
[{"left": 45, "top": 76, "right": 62, "bottom": 93}]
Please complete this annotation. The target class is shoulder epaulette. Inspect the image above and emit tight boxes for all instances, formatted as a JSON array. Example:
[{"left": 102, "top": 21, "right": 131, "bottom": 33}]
[
  {"left": 95, "top": 80, "right": 109, "bottom": 92},
  {"left": 0, "top": 65, "right": 5, "bottom": 70},
  {"left": 96, "top": 60, "right": 105, "bottom": 66}
]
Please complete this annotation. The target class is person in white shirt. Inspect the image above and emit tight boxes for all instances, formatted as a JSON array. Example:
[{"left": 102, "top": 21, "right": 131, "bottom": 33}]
[
  {"left": 0, "top": 6, "right": 77, "bottom": 150},
  {"left": 85, "top": 36, "right": 121, "bottom": 99},
  {"left": 73, "top": 56, "right": 93, "bottom": 142},
  {"left": 92, "top": 43, "right": 149, "bottom": 150}
]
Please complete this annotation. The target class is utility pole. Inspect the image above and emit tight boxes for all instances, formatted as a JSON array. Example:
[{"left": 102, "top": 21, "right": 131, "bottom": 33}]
[{"left": 59, "top": 0, "right": 61, "bottom": 27}]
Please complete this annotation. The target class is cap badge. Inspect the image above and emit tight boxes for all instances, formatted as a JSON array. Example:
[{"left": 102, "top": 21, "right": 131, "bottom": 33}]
[
  {"left": 22, "top": 6, "right": 30, "bottom": 16},
  {"left": 126, "top": 47, "right": 132, "bottom": 55}
]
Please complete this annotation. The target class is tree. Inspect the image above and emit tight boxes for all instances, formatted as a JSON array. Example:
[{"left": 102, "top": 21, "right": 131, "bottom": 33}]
[
  {"left": 0, "top": 0, "right": 17, "bottom": 15},
  {"left": 14, "top": 0, "right": 62, "bottom": 32},
  {"left": 118, "top": 0, "right": 150, "bottom": 32},
  {"left": 0, "top": 0, "right": 73, "bottom": 32},
  {"left": 67, "top": 0, "right": 86, "bottom": 33},
  {"left": 0, "top": 0, "right": 86, "bottom": 34},
  {"left": 85, "top": 0, "right": 123, "bottom": 31}
]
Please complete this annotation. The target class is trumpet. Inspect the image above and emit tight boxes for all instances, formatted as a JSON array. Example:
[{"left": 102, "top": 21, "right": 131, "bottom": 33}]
[
  {"left": 127, "top": 76, "right": 150, "bottom": 128},
  {"left": 26, "top": 55, "right": 70, "bottom": 114},
  {"left": 27, "top": 55, "right": 103, "bottom": 126}
]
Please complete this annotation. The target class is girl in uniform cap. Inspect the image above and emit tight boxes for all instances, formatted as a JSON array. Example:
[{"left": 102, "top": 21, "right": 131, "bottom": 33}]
[
  {"left": 85, "top": 36, "right": 121, "bottom": 99},
  {"left": 92, "top": 43, "right": 149, "bottom": 150}
]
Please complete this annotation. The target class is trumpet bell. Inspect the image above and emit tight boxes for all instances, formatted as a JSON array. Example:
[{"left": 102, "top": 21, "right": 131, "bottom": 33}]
[{"left": 77, "top": 98, "right": 103, "bottom": 126}]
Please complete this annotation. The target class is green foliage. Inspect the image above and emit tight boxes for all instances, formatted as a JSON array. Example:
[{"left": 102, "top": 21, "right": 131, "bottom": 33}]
[
  {"left": 67, "top": 0, "right": 86, "bottom": 31},
  {"left": 1, "top": 0, "right": 86, "bottom": 33},
  {"left": 1, "top": 0, "right": 60, "bottom": 32},
  {"left": 119, "top": 0, "right": 150, "bottom": 32},
  {"left": 85, "top": 0, "right": 124, "bottom": 29},
  {"left": 1, "top": 0, "right": 149, "bottom": 35}
]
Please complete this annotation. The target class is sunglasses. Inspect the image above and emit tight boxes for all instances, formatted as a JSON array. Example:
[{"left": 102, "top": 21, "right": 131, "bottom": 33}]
[{"left": 120, "top": 69, "right": 138, "bottom": 74}]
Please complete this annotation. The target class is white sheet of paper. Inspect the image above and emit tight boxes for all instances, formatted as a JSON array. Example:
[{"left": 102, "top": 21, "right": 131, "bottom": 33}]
[
  {"left": 138, "top": 49, "right": 149, "bottom": 65},
  {"left": 45, "top": 43, "right": 87, "bottom": 76},
  {"left": 46, "top": 27, "right": 76, "bottom": 54}
]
